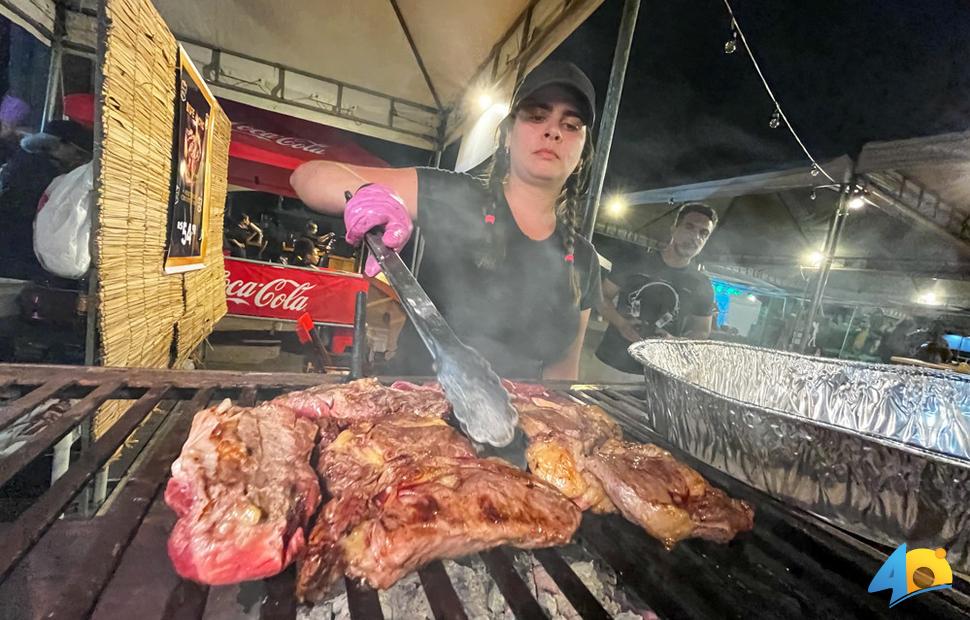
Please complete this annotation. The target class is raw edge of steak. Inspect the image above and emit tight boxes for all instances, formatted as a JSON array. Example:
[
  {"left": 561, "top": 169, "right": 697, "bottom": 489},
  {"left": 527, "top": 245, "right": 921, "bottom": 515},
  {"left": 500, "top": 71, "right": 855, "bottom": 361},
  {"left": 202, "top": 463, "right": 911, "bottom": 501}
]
[{"left": 165, "top": 399, "right": 320, "bottom": 585}]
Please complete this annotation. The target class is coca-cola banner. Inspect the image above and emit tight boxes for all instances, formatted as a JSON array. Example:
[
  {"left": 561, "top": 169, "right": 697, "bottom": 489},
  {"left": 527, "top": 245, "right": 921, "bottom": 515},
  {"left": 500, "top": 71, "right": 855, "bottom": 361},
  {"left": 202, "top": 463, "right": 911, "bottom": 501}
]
[{"left": 224, "top": 258, "right": 368, "bottom": 325}]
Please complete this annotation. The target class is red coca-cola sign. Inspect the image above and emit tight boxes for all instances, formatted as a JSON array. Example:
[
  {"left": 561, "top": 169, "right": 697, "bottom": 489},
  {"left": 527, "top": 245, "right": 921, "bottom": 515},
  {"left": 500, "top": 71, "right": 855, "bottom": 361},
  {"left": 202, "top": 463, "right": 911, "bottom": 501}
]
[{"left": 224, "top": 258, "right": 368, "bottom": 325}]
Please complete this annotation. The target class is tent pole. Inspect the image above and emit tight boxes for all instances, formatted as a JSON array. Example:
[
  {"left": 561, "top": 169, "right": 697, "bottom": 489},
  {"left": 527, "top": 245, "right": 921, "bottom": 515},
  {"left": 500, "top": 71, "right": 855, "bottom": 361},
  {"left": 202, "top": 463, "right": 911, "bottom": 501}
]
[
  {"left": 799, "top": 165, "right": 856, "bottom": 353},
  {"left": 837, "top": 306, "right": 858, "bottom": 358},
  {"left": 581, "top": 0, "right": 640, "bottom": 239},
  {"left": 41, "top": 2, "right": 66, "bottom": 126}
]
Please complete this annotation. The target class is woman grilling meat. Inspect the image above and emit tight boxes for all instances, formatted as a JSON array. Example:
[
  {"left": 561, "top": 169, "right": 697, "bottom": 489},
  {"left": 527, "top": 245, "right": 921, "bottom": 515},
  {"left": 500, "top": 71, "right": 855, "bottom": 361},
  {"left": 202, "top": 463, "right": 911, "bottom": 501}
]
[{"left": 290, "top": 61, "right": 601, "bottom": 380}]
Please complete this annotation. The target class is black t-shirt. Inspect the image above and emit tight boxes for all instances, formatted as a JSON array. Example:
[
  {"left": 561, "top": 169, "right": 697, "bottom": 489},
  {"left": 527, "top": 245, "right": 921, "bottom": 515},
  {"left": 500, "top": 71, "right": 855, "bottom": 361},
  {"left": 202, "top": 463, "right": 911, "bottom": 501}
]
[
  {"left": 595, "top": 249, "right": 714, "bottom": 373},
  {"left": 387, "top": 168, "right": 602, "bottom": 379}
]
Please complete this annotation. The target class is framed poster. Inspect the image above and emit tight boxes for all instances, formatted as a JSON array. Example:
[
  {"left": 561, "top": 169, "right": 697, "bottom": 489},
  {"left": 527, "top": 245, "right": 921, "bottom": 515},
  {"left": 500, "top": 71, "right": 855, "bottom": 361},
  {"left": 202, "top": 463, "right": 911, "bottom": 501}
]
[{"left": 164, "top": 47, "right": 216, "bottom": 273}]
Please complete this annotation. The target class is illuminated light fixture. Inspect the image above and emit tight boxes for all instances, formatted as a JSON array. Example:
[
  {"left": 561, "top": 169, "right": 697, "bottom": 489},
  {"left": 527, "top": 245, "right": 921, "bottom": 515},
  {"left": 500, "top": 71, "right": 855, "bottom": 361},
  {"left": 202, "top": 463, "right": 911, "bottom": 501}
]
[
  {"left": 916, "top": 291, "right": 941, "bottom": 306},
  {"left": 606, "top": 196, "right": 626, "bottom": 217},
  {"left": 746, "top": 293, "right": 758, "bottom": 302},
  {"left": 847, "top": 194, "right": 865, "bottom": 210},
  {"left": 803, "top": 250, "right": 824, "bottom": 268},
  {"left": 477, "top": 93, "right": 493, "bottom": 111},
  {"left": 491, "top": 102, "right": 510, "bottom": 117}
]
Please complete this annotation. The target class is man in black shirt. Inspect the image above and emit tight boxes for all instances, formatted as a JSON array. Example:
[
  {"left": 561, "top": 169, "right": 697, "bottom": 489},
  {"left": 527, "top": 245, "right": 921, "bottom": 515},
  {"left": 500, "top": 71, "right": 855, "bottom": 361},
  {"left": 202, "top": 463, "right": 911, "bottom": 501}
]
[{"left": 591, "top": 202, "right": 718, "bottom": 379}]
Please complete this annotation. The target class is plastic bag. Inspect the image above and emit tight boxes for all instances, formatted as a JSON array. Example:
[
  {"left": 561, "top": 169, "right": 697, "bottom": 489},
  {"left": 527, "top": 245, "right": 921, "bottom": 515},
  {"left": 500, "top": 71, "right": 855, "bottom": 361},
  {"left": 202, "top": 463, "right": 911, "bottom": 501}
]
[{"left": 33, "top": 161, "right": 93, "bottom": 278}]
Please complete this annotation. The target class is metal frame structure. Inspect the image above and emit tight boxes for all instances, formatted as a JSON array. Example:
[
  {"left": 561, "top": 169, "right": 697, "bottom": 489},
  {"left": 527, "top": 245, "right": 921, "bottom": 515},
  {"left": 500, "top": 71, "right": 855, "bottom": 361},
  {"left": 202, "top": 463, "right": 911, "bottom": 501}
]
[
  {"left": 179, "top": 36, "right": 444, "bottom": 151},
  {"left": 1, "top": 366, "right": 968, "bottom": 618}
]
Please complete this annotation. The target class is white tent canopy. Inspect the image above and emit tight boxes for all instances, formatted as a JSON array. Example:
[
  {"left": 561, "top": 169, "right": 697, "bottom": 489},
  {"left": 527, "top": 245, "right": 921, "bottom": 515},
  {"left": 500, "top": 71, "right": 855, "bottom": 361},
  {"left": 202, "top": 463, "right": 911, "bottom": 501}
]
[
  {"left": 604, "top": 131, "right": 970, "bottom": 310},
  {"left": 151, "top": 0, "right": 604, "bottom": 149},
  {"left": 0, "top": 0, "right": 604, "bottom": 148},
  {"left": 619, "top": 130, "right": 970, "bottom": 258}
]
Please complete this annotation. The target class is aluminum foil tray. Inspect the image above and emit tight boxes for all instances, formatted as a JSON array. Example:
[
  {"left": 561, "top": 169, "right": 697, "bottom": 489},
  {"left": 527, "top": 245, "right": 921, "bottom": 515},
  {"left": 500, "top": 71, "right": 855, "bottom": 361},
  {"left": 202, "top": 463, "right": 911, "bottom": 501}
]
[{"left": 628, "top": 340, "right": 970, "bottom": 575}]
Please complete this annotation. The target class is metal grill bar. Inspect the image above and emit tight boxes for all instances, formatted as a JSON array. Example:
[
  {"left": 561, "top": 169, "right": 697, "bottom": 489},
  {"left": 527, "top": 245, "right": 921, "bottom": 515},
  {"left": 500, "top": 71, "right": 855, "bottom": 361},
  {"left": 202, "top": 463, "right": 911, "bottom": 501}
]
[
  {"left": 532, "top": 548, "right": 611, "bottom": 620},
  {"left": 480, "top": 548, "right": 548, "bottom": 619},
  {"left": 44, "top": 388, "right": 215, "bottom": 619},
  {"left": 0, "top": 384, "right": 170, "bottom": 580},
  {"left": 576, "top": 387, "right": 970, "bottom": 619},
  {"left": 579, "top": 516, "right": 718, "bottom": 620},
  {"left": 3, "top": 369, "right": 967, "bottom": 619},
  {"left": 0, "top": 380, "right": 123, "bottom": 489},
  {"left": 0, "top": 376, "right": 75, "bottom": 432},
  {"left": 346, "top": 577, "right": 385, "bottom": 619},
  {"left": 238, "top": 386, "right": 258, "bottom": 407},
  {"left": 418, "top": 562, "right": 469, "bottom": 620},
  {"left": 261, "top": 569, "right": 298, "bottom": 620},
  {"left": 88, "top": 494, "right": 188, "bottom": 620}
]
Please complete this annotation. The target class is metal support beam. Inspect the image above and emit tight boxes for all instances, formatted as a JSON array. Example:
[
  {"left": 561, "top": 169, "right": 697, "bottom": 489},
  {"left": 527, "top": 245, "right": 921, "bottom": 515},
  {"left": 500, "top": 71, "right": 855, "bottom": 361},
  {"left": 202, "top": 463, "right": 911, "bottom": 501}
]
[
  {"left": 177, "top": 36, "right": 443, "bottom": 150},
  {"left": 349, "top": 291, "right": 367, "bottom": 379},
  {"left": 388, "top": 0, "right": 442, "bottom": 109},
  {"left": 798, "top": 168, "right": 855, "bottom": 353},
  {"left": 582, "top": 0, "right": 640, "bottom": 239},
  {"left": 41, "top": 2, "right": 66, "bottom": 126}
]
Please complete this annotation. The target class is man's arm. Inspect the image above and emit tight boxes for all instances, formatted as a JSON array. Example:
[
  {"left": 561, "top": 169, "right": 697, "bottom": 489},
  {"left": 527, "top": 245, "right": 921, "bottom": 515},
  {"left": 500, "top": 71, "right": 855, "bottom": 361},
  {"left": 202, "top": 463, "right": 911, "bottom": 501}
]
[
  {"left": 682, "top": 314, "right": 712, "bottom": 339},
  {"left": 596, "top": 278, "right": 641, "bottom": 342}
]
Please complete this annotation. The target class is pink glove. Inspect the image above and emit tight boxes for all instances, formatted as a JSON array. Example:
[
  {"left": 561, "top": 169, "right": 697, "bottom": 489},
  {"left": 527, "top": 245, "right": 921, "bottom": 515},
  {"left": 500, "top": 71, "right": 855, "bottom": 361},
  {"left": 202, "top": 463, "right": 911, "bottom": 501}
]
[{"left": 344, "top": 183, "right": 413, "bottom": 277}]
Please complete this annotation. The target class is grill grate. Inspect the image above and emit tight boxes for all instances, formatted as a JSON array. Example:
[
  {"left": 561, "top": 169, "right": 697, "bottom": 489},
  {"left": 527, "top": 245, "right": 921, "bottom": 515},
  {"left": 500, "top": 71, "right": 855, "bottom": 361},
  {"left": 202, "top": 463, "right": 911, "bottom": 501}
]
[{"left": 0, "top": 364, "right": 968, "bottom": 619}]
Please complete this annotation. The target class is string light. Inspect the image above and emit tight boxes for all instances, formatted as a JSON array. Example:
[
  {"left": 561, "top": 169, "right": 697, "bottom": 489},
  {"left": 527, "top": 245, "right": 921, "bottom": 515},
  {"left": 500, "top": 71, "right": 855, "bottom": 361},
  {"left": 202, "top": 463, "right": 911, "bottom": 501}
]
[
  {"left": 721, "top": 0, "right": 837, "bottom": 184},
  {"left": 724, "top": 20, "right": 738, "bottom": 54},
  {"left": 768, "top": 107, "right": 781, "bottom": 129}
]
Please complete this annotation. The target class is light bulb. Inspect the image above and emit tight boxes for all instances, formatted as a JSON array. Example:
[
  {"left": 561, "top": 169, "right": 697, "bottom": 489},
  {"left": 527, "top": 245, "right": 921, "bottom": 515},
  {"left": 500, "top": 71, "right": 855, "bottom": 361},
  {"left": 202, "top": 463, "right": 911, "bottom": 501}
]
[
  {"left": 769, "top": 109, "right": 781, "bottom": 129},
  {"left": 606, "top": 197, "right": 626, "bottom": 217}
]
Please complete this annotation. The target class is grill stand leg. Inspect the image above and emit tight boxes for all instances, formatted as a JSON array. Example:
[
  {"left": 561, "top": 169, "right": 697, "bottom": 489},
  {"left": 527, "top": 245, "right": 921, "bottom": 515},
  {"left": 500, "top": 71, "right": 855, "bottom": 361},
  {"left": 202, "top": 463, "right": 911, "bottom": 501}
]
[
  {"left": 51, "top": 432, "right": 74, "bottom": 484},
  {"left": 92, "top": 466, "right": 109, "bottom": 507}
]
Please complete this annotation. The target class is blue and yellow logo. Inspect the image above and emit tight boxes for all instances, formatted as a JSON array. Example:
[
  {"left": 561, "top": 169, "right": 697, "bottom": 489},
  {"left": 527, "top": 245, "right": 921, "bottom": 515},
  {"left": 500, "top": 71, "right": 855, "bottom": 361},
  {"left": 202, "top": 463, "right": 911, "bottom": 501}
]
[{"left": 868, "top": 544, "right": 953, "bottom": 607}]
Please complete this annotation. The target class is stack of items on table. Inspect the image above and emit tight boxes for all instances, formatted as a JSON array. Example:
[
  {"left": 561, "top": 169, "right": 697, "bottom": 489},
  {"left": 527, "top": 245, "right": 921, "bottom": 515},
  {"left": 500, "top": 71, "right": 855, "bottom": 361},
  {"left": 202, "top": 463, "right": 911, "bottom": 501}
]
[{"left": 165, "top": 377, "right": 754, "bottom": 601}]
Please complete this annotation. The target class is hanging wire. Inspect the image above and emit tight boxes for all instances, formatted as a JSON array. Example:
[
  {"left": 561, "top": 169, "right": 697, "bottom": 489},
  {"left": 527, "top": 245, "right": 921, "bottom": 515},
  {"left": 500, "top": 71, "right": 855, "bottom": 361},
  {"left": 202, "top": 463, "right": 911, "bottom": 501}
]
[{"left": 721, "top": 0, "right": 838, "bottom": 184}]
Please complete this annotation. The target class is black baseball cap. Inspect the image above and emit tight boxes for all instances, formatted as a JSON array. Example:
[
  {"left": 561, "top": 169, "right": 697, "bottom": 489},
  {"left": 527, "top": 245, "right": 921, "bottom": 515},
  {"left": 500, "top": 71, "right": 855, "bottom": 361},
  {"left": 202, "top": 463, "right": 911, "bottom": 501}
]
[
  {"left": 21, "top": 120, "right": 94, "bottom": 155},
  {"left": 511, "top": 61, "right": 596, "bottom": 126}
]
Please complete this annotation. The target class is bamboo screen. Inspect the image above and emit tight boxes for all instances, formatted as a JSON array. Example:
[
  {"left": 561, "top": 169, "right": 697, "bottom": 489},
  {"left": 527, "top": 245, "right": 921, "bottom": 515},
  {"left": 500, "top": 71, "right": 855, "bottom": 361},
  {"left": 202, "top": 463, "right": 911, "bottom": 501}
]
[{"left": 94, "top": 0, "right": 228, "bottom": 435}]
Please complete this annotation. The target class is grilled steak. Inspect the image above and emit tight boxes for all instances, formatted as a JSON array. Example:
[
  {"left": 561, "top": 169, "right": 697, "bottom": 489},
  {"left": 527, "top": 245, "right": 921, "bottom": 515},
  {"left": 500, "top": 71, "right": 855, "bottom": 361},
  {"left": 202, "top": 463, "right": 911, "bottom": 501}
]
[
  {"left": 319, "top": 415, "right": 476, "bottom": 497},
  {"left": 585, "top": 439, "right": 754, "bottom": 547},
  {"left": 508, "top": 383, "right": 618, "bottom": 512},
  {"left": 165, "top": 400, "right": 320, "bottom": 585},
  {"left": 272, "top": 378, "right": 450, "bottom": 422},
  {"left": 300, "top": 456, "right": 581, "bottom": 597},
  {"left": 297, "top": 415, "right": 581, "bottom": 599},
  {"left": 506, "top": 381, "right": 753, "bottom": 546}
]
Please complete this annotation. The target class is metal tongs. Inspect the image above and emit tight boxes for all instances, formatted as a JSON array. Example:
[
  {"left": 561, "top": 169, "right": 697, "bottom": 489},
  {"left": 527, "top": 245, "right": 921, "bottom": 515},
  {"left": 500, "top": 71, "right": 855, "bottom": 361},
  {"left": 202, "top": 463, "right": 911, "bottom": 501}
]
[{"left": 364, "top": 232, "right": 523, "bottom": 456}]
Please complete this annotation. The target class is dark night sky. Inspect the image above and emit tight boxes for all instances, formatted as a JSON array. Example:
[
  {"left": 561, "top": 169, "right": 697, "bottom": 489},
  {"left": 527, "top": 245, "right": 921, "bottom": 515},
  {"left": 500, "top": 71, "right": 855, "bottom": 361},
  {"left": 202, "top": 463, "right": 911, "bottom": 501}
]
[
  {"left": 361, "top": 0, "right": 970, "bottom": 193},
  {"left": 548, "top": 0, "right": 970, "bottom": 193}
]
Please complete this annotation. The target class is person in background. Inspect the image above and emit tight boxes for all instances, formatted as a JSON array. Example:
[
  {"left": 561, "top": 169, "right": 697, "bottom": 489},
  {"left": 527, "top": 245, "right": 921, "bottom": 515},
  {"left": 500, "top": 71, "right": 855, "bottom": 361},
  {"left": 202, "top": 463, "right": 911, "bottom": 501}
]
[
  {"left": 290, "top": 61, "right": 601, "bottom": 380},
  {"left": 259, "top": 214, "right": 287, "bottom": 263},
  {"left": 878, "top": 317, "right": 915, "bottom": 363},
  {"left": 0, "top": 120, "right": 93, "bottom": 279},
  {"left": 291, "top": 237, "right": 321, "bottom": 269},
  {"left": 914, "top": 319, "right": 953, "bottom": 365},
  {"left": 223, "top": 213, "right": 261, "bottom": 258},
  {"left": 589, "top": 202, "right": 718, "bottom": 381}
]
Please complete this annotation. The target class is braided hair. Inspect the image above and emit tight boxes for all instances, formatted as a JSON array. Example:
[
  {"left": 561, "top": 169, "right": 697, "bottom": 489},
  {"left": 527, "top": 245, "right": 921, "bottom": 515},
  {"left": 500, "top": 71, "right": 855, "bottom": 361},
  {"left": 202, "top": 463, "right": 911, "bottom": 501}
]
[{"left": 476, "top": 114, "right": 595, "bottom": 302}]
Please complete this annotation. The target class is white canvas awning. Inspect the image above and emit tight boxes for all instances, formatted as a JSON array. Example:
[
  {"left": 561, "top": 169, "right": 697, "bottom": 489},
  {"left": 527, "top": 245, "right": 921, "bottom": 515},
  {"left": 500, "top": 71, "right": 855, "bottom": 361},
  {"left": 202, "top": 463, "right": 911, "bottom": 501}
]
[
  {"left": 150, "top": 0, "right": 605, "bottom": 149},
  {"left": 0, "top": 0, "right": 55, "bottom": 43}
]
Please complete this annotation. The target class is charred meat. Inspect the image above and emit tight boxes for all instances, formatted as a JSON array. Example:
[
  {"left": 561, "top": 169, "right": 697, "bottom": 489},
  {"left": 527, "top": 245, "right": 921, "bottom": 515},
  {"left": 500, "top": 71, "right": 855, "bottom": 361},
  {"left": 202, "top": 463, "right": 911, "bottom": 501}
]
[
  {"left": 586, "top": 439, "right": 754, "bottom": 547},
  {"left": 507, "top": 382, "right": 754, "bottom": 546},
  {"left": 299, "top": 455, "right": 581, "bottom": 598},
  {"left": 272, "top": 378, "right": 451, "bottom": 422},
  {"left": 297, "top": 415, "right": 581, "bottom": 600}
]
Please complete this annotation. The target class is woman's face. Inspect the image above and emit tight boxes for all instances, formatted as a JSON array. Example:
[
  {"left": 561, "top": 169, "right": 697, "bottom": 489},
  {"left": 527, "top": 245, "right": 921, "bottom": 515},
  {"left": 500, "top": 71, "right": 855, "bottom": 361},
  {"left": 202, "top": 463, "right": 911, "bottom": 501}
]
[{"left": 506, "top": 85, "right": 587, "bottom": 188}]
